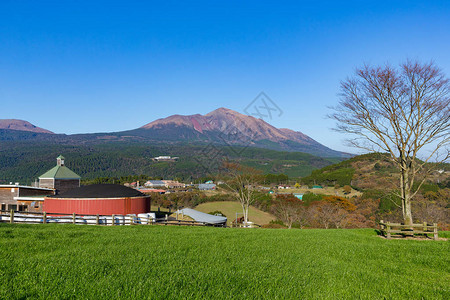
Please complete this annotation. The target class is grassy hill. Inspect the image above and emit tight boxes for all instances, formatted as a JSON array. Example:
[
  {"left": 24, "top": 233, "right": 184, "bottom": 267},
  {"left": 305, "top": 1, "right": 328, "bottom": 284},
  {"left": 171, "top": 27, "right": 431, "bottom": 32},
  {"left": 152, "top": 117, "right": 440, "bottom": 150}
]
[
  {"left": 2, "top": 224, "right": 449, "bottom": 299},
  {"left": 193, "top": 201, "right": 276, "bottom": 225},
  {"left": 291, "top": 153, "right": 449, "bottom": 227},
  {"left": 301, "top": 152, "right": 449, "bottom": 190}
]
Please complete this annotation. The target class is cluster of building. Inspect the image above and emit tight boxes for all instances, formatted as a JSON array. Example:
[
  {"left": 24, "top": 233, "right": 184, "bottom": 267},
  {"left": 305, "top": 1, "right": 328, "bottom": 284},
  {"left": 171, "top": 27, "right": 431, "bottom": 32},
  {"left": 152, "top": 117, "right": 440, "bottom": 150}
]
[
  {"left": 2, "top": 154, "right": 254, "bottom": 218},
  {"left": 1, "top": 156, "right": 150, "bottom": 216},
  {"left": 1, "top": 155, "right": 224, "bottom": 217},
  {"left": 144, "top": 180, "right": 186, "bottom": 189},
  {"left": 1, "top": 156, "right": 80, "bottom": 212},
  {"left": 124, "top": 180, "right": 217, "bottom": 191}
]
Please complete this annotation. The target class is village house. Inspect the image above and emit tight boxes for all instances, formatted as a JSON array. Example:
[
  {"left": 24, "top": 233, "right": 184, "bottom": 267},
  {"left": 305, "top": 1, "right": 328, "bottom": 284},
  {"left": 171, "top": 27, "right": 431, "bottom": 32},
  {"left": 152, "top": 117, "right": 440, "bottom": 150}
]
[
  {"left": 39, "top": 155, "right": 81, "bottom": 194},
  {"left": 163, "top": 180, "right": 185, "bottom": 188},
  {"left": 277, "top": 184, "right": 291, "bottom": 189},
  {"left": 144, "top": 180, "right": 166, "bottom": 188},
  {"left": 144, "top": 180, "right": 185, "bottom": 189},
  {"left": 0, "top": 183, "right": 54, "bottom": 212}
]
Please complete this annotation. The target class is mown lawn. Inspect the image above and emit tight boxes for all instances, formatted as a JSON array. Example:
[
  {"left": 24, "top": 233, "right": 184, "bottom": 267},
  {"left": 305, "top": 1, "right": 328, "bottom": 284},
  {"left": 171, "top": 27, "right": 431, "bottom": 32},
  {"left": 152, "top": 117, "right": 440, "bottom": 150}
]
[{"left": 1, "top": 224, "right": 449, "bottom": 299}]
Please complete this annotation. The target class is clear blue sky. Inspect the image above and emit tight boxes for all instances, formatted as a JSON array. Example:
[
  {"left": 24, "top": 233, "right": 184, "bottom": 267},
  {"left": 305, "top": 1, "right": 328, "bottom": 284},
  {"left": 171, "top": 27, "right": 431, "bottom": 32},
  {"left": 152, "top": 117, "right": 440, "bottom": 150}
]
[{"left": 1, "top": 0, "right": 449, "bottom": 153}]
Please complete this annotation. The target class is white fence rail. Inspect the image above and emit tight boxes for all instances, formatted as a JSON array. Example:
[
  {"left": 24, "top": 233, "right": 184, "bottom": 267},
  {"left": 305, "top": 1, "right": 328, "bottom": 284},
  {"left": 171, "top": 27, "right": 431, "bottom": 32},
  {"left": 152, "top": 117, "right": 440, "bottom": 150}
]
[
  {"left": 0, "top": 210, "right": 226, "bottom": 227},
  {"left": 1, "top": 210, "right": 157, "bottom": 226}
]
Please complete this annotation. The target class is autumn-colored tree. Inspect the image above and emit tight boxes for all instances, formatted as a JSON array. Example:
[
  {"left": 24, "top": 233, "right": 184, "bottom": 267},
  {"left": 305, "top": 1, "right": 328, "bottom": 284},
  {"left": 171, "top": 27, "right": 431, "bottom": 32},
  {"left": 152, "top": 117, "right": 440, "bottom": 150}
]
[
  {"left": 307, "top": 195, "right": 357, "bottom": 229},
  {"left": 296, "top": 205, "right": 309, "bottom": 229},
  {"left": 271, "top": 194, "right": 304, "bottom": 229},
  {"left": 351, "top": 196, "right": 380, "bottom": 227},
  {"left": 412, "top": 189, "right": 449, "bottom": 229},
  {"left": 322, "top": 195, "right": 356, "bottom": 211},
  {"left": 308, "top": 202, "right": 343, "bottom": 229},
  {"left": 343, "top": 185, "right": 352, "bottom": 194},
  {"left": 341, "top": 213, "right": 368, "bottom": 229}
]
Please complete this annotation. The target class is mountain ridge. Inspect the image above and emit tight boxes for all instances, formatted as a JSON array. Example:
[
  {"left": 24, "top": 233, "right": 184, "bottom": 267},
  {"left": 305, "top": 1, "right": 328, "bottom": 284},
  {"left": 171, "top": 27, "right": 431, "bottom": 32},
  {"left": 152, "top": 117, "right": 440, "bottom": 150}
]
[
  {"left": 0, "top": 108, "right": 350, "bottom": 158},
  {"left": 0, "top": 119, "right": 54, "bottom": 134}
]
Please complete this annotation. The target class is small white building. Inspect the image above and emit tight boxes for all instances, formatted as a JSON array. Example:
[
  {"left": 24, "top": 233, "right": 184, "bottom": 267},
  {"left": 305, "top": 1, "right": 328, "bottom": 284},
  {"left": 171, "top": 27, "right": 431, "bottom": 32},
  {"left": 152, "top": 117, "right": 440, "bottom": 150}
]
[{"left": 152, "top": 156, "right": 179, "bottom": 162}]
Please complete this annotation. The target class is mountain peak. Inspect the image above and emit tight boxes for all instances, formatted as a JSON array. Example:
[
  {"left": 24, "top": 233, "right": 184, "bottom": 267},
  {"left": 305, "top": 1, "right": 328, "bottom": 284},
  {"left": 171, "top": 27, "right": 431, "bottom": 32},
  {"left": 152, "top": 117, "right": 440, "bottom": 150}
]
[
  {"left": 205, "top": 107, "right": 239, "bottom": 116},
  {"left": 0, "top": 119, "right": 54, "bottom": 134},
  {"left": 136, "top": 107, "right": 347, "bottom": 157}
]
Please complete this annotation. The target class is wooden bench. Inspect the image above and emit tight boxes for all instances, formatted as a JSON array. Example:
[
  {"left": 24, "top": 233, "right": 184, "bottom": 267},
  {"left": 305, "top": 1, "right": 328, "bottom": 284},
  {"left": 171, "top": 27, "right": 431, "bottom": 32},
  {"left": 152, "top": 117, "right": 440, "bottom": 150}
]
[{"left": 380, "top": 220, "right": 438, "bottom": 240}]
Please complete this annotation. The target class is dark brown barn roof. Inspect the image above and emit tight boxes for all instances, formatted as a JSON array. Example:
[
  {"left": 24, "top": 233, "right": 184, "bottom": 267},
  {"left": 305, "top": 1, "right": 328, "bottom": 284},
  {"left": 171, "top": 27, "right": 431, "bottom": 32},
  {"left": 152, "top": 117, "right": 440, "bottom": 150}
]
[{"left": 49, "top": 184, "right": 147, "bottom": 198}]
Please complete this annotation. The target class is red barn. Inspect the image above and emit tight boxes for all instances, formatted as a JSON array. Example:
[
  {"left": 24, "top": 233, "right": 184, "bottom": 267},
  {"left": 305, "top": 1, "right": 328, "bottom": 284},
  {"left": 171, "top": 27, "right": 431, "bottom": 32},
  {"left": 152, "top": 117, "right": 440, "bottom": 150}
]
[{"left": 44, "top": 184, "right": 151, "bottom": 215}]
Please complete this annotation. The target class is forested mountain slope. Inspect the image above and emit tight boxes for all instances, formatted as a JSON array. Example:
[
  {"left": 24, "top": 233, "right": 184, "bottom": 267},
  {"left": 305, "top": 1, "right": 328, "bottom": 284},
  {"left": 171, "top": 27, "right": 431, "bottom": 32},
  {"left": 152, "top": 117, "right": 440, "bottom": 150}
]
[{"left": 0, "top": 141, "right": 340, "bottom": 184}]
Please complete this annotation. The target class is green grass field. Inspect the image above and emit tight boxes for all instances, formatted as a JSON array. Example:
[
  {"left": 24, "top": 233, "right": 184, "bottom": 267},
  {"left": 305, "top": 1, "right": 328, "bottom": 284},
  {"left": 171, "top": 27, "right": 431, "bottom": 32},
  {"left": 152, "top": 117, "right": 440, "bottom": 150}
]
[{"left": 1, "top": 224, "right": 449, "bottom": 299}]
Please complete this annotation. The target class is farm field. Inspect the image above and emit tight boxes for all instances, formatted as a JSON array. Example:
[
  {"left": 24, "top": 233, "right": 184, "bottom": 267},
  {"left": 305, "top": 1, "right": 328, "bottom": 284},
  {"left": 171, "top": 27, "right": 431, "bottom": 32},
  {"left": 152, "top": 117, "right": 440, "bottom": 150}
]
[
  {"left": 287, "top": 186, "right": 362, "bottom": 198},
  {"left": 1, "top": 224, "right": 449, "bottom": 299},
  {"left": 193, "top": 201, "right": 276, "bottom": 225}
]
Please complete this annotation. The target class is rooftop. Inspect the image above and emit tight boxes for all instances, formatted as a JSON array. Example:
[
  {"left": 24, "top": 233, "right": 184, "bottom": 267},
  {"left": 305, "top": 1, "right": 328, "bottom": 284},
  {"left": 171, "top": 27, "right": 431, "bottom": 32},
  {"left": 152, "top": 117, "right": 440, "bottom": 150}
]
[
  {"left": 146, "top": 180, "right": 166, "bottom": 184},
  {"left": 0, "top": 185, "right": 53, "bottom": 191},
  {"left": 49, "top": 184, "right": 148, "bottom": 199},
  {"left": 39, "top": 165, "right": 81, "bottom": 179},
  {"left": 39, "top": 155, "right": 81, "bottom": 179}
]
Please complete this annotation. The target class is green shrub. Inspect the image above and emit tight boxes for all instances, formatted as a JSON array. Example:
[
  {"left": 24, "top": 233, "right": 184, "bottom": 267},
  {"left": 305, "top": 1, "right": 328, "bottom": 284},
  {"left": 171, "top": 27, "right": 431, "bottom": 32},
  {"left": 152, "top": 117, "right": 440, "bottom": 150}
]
[
  {"left": 262, "top": 220, "right": 287, "bottom": 228},
  {"left": 378, "top": 194, "right": 402, "bottom": 214},
  {"left": 301, "top": 192, "right": 323, "bottom": 206},
  {"left": 208, "top": 211, "right": 226, "bottom": 218},
  {"left": 301, "top": 167, "right": 354, "bottom": 187},
  {"left": 262, "top": 223, "right": 286, "bottom": 229},
  {"left": 418, "top": 183, "right": 440, "bottom": 194},
  {"left": 361, "top": 189, "right": 384, "bottom": 200}
]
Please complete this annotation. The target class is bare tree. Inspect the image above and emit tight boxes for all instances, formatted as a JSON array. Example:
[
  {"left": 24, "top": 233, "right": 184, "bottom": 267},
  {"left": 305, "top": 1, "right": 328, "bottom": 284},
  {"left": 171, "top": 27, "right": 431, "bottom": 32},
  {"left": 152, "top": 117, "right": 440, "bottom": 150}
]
[
  {"left": 309, "top": 202, "right": 339, "bottom": 229},
  {"left": 331, "top": 60, "right": 450, "bottom": 225},
  {"left": 332, "top": 208, "right": 350, "bottom": 229},
  {"left": 295, "top": 205, "right": 309, "bottom": 229},
  {"left": 221, "top": 162, "right": 262, "bottom": 226},
  {"left": 271, "top": 194, "right": 304, "bottom": 229}
]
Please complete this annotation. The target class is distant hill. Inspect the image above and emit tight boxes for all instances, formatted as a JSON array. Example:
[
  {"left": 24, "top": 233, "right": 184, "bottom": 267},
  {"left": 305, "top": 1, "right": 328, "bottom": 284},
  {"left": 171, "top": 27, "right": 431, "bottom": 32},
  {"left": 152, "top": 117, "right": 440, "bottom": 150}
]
[
  {"left": 301, "top": 153, "right": 449, "bottom": 190},
  {"left": 0, "top": 108, "right": 351, "bottom": 158},
  {"left": 0, "top": 119, "right": 53, "bottom": 134},
  {"left": 0, "top": 108, "right": 352, "bottom": 183},
  {"left": 0, "top": 142, "right": 341, "bottom": 185}
]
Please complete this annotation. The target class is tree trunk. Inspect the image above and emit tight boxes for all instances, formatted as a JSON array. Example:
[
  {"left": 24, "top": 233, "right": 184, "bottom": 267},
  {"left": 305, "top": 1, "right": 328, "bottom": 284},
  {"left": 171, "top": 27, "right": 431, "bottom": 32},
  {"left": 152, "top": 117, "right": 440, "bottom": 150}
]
[
  {"left": 400, "top": 162, "right": 413, "bottom": 226},
  {"left": 242, "top": 204, "right": 249, "bottom": 226},
  {"left": 404, "top": 195, "right": 413, "bottom": 225}
]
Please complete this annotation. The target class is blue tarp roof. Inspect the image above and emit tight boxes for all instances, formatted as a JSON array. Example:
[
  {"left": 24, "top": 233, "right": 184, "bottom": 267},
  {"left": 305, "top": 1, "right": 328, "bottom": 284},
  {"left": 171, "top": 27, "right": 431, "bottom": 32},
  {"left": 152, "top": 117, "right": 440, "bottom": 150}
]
[
  {"left": 176, "top": 208, "right": 227, "bottom": 224},
  {"left": 198, "top": 183, "right": 216, "bottom": 190}
]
